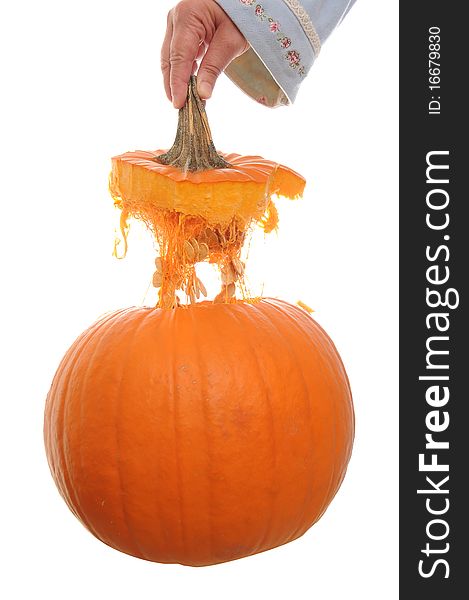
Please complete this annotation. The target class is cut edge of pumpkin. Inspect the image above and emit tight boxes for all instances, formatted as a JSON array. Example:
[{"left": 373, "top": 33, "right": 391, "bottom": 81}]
[{"left": 109, "top": 158, "right": 305, "bottom": 226}]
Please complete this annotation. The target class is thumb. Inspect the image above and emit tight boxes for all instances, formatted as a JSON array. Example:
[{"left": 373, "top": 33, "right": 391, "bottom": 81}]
[{"left": 197, "top": 25, "right": 243, "bottom": 100}]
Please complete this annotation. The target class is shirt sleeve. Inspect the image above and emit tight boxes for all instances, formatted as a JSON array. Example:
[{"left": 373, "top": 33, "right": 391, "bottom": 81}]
[{"left": 215, "top": 0, "right": 357, "bottom": 107}]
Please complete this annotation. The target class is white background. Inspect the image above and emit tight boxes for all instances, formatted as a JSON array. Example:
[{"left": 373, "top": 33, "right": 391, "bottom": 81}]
[{"left": 0, "top": 1, "right": 398, "bottom": 598}]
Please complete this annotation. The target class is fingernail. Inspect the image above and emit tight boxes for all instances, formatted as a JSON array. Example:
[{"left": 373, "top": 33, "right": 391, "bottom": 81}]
[{"left": 198, "top": 81, "right": 212, "bottom": 99}]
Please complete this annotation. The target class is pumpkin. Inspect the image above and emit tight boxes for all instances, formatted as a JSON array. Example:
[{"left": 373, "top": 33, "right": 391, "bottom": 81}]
[
  {"left": 44, "top": 299, "right": 353, "bottom": 567},
  {"left": 44, "top": 76, "right": 354, "bottom": 566}
]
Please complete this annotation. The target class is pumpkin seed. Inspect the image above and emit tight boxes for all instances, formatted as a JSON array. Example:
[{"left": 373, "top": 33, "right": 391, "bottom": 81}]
[
  {"left": 232, "top": 257, "right": 244, "bottom": 276},
  {"left": 205, "top": 228, "right": 219, "bottom": 248},
  {"left": 154, "top": 256, "right": 162, "bottom": 272},
  {"left": 197, "top": 277, "right": 207, "bottom": 297},
  {"left": 189, "top": 237, "right": 200, "bottom": 258},
  {"left": 160, "top": 291, "right": 175, "bottom": 308},
  {"left": 226, "top": 282, "right": 236, "bottom": 298},
  {"left": 214, "top": 283, "right": 236, "bottom": 303},
  {"left": 221, "top": 264, "right": 236, "bottom": 285},
  {"left": 152, "top": 271, "right": 163, "bottom": 288},
  {"left": 184, "top": 239, "right": 195, "bottom": 261},
  {"left": 198, "top": 242, "right": 209, "bottom": 261}
]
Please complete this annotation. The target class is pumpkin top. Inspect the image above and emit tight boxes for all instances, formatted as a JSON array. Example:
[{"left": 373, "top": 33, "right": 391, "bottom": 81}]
[
  {"left": 110, "top": 76, "right": 307, "bottom": 308},
  {"left": 110, "top": 76, "right": 305, "bottom": 226}
]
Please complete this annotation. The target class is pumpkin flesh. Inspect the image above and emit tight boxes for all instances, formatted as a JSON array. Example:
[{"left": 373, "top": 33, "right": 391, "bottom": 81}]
[{"left": 110, "top": 150, "right": 305, "bottom": 225}]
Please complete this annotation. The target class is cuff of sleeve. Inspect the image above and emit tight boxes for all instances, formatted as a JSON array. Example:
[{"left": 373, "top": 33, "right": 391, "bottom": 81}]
[{"left": 216, "top": 0, "right": 319, "bottom": 107}]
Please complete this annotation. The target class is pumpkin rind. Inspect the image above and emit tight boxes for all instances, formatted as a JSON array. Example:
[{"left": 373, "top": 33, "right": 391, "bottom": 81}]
[{"left": 44, "top": 299, "right": 354, "bottom": 567}]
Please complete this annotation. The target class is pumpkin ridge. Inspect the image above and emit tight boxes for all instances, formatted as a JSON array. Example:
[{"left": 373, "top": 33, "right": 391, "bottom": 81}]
[
  {"left": 226, "top": 304, "right": 278, "bottom": 556},
  {"left": 311, "top": 318, "right": 353, "bottom": 526},
  {"left": 77, "top": 309, "right": 144, "bottom": 555},
  {"left": 209, "top": 303, "right": 269, "bottom": 561},
  {"left": 273, "top": 301, "right": 353, "bottom": 541},
  {"left": 52, "top": 309, "right": 128, "bottom": 535},
  {"left": 188, "top": 306, "right": 215, "bottom": 562},
  {"left": 307, "top": 354, "right": 338, "bottom": 537},
  {"left": 169, "top": 311, "right": 188, "bottom": 560},
  {"left": 283, "top": 302, "right": 355, "bottom": 464},
  {"left": 260, "top": 300, "right": 333, "bottom": 541},
  {"left": 46, "top": 370, "right": 74, "bottom": 516},
  {"left": 53, "top": 311, "right": 122, "bottom": 527},
  {"left": 112, "top": 308, "right": 157, "bottom": 561},
  {"left": 252, "top": 300, "right": 316, "bottom": 544}
]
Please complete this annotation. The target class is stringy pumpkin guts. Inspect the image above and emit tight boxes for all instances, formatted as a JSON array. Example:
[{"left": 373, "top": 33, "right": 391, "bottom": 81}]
[{"left": 109, "top": 76, "right": 306, "bottom": 308}]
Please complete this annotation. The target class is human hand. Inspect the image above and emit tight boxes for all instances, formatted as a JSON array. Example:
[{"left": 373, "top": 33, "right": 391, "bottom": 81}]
[{"left": 161, "top": 0, "right": 249, "bottom": 108}]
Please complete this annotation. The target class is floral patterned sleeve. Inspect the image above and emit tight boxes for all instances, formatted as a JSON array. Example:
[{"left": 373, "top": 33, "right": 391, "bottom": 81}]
[{"left": 216, "top": 0, "right": 356, "bottom": 107}]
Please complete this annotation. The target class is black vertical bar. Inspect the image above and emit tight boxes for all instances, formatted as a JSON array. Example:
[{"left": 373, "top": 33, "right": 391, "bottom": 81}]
[{"left": 400, "top": 2, "right": 467, "bottom": 597}]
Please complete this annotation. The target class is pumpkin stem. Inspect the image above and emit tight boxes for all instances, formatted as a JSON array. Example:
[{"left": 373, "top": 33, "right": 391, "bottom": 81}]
[{"left": 156, "top": 76, "right": 231, "bottom": 173}]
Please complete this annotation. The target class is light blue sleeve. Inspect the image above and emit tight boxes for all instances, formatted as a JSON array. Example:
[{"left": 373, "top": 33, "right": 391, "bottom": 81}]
[{"left": 216, "top": 0, "right": 356, "bottom": 107}]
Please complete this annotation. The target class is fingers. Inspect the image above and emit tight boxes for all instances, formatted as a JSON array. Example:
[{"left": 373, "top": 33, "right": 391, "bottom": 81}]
[
  {"left": 197, "top": 23, "right": 246, "bottom": 100},
  {"left": 161, "top": 7, "right": 203, "bottom": 108},
  {"left": 160, "top": 1, "right": 248, "bottom": 106},
  {"left": 169, "top": 25, "right": 202, "bottom": 108},
  {"left": 161, "top": 12, "right": 173, "bottom": 102}
]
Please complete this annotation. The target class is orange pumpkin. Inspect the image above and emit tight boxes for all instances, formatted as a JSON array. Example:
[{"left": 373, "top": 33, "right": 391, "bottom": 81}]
[{"left": 44, "top": 299, "right": 353, "bottom": 567}]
